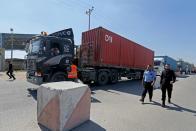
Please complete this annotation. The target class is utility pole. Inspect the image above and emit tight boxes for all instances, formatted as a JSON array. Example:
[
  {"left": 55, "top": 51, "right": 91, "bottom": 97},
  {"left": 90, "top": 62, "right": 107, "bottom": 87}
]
[
  {"left": 10, "top": 28, "right": 14, "bottom": 63},
  {"left": 86, "top": 6, "right": 94, "bottom": 30}
]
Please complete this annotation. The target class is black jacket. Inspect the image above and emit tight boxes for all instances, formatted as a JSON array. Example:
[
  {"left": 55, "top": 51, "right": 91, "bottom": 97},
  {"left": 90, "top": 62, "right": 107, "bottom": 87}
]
[
  {"left": 160, "top": 69, "right": 176, "bottom": 86},
  {"left": 8, "top": 63, "right": 13, "bottom": 71}
]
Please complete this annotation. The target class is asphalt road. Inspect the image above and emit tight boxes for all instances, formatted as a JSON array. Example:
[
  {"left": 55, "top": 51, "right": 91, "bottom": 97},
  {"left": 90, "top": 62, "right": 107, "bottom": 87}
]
[{"left": 0, "top": 74, "right": 196, "bottom": 131}]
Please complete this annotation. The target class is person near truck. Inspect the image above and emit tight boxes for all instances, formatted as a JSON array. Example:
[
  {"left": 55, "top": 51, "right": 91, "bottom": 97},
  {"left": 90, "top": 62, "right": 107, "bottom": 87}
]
[
  {"left": 140, "top": 65, "right": 156, "bottom": 103},
  {"left": 68, "top": 64, "right": 78, "bottom": 82},
  {"left": 6, "top": 61, "right": 16, "bottom": 80},
  {"left": 51, "top": 47, "right": 60, "bottom": 56},
  {"left": 160, "top": 64, "right": 176, "bottom": 107}
]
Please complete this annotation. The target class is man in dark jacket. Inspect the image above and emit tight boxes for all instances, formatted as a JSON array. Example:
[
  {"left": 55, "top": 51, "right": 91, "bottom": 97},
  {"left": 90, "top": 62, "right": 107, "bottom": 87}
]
[
  {"left": 6, "top": 61, "right": 16, "bottom": 80},
  {"left": 160, "top": 64, "right": 176, "bottom": 107}
]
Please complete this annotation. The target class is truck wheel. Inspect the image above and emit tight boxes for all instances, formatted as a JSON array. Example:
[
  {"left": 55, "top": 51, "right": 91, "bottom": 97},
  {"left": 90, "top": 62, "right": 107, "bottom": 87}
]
[
  {"left": 50, "top": 72, "right": 67, "bottom": 82},
  {"left": 82, "top": 79, "right": 91, "bottom": 84},
  {"left": 98, "top": 71, "right": 109, "bottom": 85},
  {"left": 110, "top": 71, "right": 118, "bottom": 84},
  {"left": 127, "top": 76, "right": 132, "bottom": 80}
]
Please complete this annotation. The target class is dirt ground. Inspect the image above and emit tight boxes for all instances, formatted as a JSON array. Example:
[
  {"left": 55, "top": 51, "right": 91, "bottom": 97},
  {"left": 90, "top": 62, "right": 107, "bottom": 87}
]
[{"left": 0, "top": 71, "right": 26, "bottom": 80}]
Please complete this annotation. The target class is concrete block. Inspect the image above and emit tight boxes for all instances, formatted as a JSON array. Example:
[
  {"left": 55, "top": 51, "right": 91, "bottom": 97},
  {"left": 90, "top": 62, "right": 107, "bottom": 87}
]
[{"left": 37, "top": 81, "right": 91, "bottom": 131}]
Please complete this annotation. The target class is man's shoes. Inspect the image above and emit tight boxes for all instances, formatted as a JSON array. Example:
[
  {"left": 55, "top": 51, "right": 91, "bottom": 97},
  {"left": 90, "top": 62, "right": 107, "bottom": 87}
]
[
  {"left": 168, "top": 99, "right": 171, "bottom": 104},
  {"left": 13, "top": 78, "right": 16, "bottom": 80},
  {"left": 162, "top": 101, "right": 165, "bottom": 107},
  {"left": 9, "top": 77, "right": 12, "bottom": 79},
  {"left": 139, "top": 98, "right": 144, "bottom": 103},
  {"left": 149, "top": 99, "right": 152, "bottom": 102}
]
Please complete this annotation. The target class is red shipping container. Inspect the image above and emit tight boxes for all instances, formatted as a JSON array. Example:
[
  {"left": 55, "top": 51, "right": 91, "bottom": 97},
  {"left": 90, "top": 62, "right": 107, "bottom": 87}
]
[
  {"left": 80, "top": 27, "right": 154, "bottom": 70},
  {"left": 120, "top": 38, "right": 134, "bottom": 67}
]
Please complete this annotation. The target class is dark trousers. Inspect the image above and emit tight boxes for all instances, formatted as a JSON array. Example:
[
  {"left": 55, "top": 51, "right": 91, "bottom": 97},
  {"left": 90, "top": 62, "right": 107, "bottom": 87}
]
[
  {"left": 6, "top": 70, "right": 15, "bottom": 79},
  {"left": 161, "top": 85, "right": 172, "bottom": 102},
  {"left": 142, "top": 82, "right": 153, "bottom": 100}
]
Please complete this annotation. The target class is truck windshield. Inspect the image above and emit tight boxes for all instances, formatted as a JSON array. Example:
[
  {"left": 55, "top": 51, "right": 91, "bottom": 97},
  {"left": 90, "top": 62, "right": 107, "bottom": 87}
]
[
  {"left": 28, "top": 40, "right": 41, "bottom": 54},
  {"left": 154, "top": 61, "right": 161, "bottom": 66}
]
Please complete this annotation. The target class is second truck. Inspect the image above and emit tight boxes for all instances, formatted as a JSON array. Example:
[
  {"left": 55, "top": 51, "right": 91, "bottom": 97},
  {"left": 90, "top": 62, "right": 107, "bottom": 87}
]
[
  {"left": 26, "top": 27, "right": 154, "bottom": 85},
  {"left": 154, "top": 56, "right": 177, "bottom": 75}
]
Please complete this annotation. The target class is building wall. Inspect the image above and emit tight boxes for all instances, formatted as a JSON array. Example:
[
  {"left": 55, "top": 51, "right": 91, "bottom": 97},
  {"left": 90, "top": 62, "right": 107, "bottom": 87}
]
[
  {"left": 0, "top": 33, "right": 36, "bottom": 71},
  {"left": 5, "top": 59, "right": 26, "bottom": 70}
]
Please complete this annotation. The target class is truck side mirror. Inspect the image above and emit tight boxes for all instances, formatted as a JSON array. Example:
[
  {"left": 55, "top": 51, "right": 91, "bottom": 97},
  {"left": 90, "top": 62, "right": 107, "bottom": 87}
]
[{"left": 25, "top": 42, "right": 30, "bottom": 53}]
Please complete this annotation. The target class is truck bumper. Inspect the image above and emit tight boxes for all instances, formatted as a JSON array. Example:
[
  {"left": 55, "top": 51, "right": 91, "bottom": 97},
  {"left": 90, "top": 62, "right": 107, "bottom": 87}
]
[{"left": 27, "top": 76, "right": 43, "bottom": 85}]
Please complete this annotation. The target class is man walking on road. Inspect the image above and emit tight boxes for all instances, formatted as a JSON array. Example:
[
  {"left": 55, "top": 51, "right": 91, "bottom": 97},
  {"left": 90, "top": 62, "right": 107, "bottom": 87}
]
[
  {"left": 140, "top": 65, "right": 156, "bottom": 103},
  {"left": 6, "top": 61, "right": 16, "bottom": 80},
  {"left": 160, "top": 64, "right": 176, "bottom": 107}
]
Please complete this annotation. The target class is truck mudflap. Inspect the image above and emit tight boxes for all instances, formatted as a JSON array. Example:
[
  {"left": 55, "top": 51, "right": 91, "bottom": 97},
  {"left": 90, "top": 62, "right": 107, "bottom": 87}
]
[{"left": 27, "top": 76, "right": 43, "bottom": 85}]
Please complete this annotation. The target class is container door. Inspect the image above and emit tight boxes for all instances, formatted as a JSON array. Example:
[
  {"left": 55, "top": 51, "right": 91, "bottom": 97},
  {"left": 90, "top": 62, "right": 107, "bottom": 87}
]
[{"left": 80, "top": 28, "right": 100, "bottom": 67}]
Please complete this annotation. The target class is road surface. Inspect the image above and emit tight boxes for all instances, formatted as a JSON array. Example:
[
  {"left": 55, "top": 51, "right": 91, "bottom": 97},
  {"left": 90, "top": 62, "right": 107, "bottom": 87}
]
[{"left": 0, "top": 72, "right": 196, "bottom": 131}]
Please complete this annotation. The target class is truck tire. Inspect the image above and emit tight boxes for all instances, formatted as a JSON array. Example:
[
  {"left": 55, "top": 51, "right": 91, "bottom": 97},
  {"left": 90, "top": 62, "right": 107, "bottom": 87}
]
[
  {"left": 98, "top": 71, "right": 109, "bottom": 85},
  {"left": 110, "top": 70, "right": 118, "bottom": 84},
  {"left": 82, "top": 79, "right": 91, "bottom": 84},
  {"left": 127, "top": 76, "right": 132, "bottom": 80},
  {"left": 50, "top": 72, "right": 67, "bottom": 82}
]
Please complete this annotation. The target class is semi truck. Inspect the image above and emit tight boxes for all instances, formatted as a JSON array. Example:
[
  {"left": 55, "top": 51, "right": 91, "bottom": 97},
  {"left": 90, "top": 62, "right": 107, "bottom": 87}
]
[
  {"left": 192, "top": 66, "right": 196, "bottom": 73},
  {"left": 26, "top": 27, "right": 154, "bottom": 85},
  {"left": 177, "top": 60, "right": 192, "bottom": 74},
  {"left": 154, "top": 56, "right": 177, "bottom": 75}
]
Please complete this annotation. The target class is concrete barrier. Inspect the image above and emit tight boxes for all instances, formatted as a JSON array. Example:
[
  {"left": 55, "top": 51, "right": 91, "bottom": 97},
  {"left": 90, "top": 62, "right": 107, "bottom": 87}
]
[{"left": 37, "top": 81, "right": 91, "bottom": 131}]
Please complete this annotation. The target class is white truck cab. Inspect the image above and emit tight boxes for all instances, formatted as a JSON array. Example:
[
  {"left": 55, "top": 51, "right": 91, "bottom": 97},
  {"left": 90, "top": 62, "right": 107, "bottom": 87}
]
[{"left": 154, "top": 57, "right": 165, "bottom": 76}]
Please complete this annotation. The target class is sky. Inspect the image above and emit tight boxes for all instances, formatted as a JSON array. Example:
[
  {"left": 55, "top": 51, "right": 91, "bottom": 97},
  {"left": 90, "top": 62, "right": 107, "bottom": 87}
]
[{"left": 0, "top": 0, "right": 196, "bottom": 64}]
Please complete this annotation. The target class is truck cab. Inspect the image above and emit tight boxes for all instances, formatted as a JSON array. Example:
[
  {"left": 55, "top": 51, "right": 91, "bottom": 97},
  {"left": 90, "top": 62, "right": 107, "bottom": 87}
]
[
  {"left": 26, "top": 29, "right": 74, "bottom": 85},
  {"left": 154, "top": 58, "right": 165, "bottom": 76},
  {"left": 154, "top": 56, "right": 177, "bottom": 76}
]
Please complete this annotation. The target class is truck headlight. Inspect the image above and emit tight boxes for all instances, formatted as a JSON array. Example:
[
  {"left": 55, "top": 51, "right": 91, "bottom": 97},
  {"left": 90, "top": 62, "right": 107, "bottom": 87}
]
[{"left": 35, "top": 71, "right": 42, "bottom": 77}]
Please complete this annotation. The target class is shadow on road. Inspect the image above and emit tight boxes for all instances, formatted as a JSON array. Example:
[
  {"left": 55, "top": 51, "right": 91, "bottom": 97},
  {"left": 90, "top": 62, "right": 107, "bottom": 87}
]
[
  {"left": 143, "top": 101, "right": 196, "bottom": 116},
  {"left": 39, "top": 120, "right": 105, "bottom": 131},
  {"left": 90, "top": 80, "right": 143, "bottom": 96},
  {"left": 26, "top": 79, "right": 150, "bottom": 100},
  {"left": 72, "top": 120, "right": 106, "bottom": 131},
  {"left": 167, "top": 103, "right": 196, "bottom": 116},
  {"left": 39, "top": 124, "right": 50, "bottom": 131},
  {"left": 27, "top": 89, "right": 37, "bottom": 100},
  {"left": 143, "top": 101, "right": 162, "bottom": 106},
  {"left": 91, "top": 97, "right": 101, "bottom": 103},
  {"left": 177, "top": 75, "right": 189, "bottom": 78}
]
